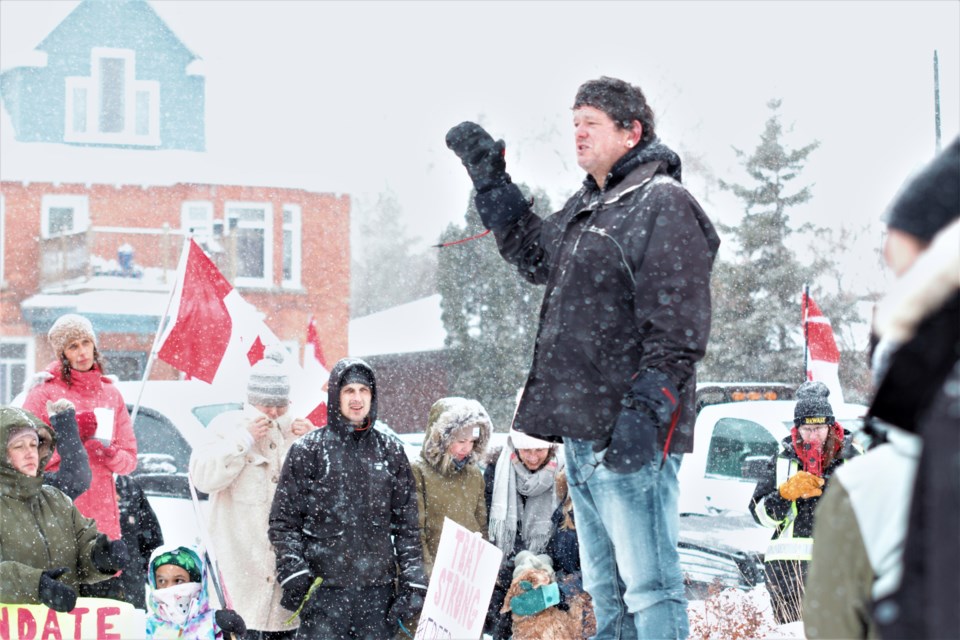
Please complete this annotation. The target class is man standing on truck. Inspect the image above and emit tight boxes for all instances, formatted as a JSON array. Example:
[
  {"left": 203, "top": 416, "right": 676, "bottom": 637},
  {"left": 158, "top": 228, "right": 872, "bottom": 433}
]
[{"left": 446, "top": 76, "right": 719, "bottom": 639}]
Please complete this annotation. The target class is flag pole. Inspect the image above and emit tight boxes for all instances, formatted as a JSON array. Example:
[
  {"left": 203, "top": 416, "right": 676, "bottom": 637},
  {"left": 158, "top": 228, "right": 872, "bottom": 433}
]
[
  {"left": 802, "top": 284, "right": 810, "bottom": 382},
  {"left": 128, "top": 237, "right": 192, "bottom": 429}
]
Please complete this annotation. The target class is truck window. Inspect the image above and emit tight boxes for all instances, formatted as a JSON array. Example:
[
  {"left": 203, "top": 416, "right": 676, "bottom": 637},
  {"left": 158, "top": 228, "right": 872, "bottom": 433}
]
[{"left": 705, "top": 418, "right": 779, "bottom": 479}]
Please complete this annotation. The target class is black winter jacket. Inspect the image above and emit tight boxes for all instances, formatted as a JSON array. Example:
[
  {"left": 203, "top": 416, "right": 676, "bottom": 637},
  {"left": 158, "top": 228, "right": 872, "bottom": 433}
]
[
  {"left": 492, "top": 141, "right": 720, "bottom": 451},
  {"left": 268, "top": 358, "right": 426, "bottom": 591}
]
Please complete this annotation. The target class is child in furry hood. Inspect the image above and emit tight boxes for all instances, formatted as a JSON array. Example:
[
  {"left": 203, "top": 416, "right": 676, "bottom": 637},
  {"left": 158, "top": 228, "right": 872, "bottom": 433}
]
[{"left": 145, "top": 545, "right": 245, "bottom": 639}]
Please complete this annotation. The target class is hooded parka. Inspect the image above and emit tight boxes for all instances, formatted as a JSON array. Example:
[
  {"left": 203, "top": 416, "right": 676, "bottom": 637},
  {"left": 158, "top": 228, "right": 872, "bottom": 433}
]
[
  {"left": 0, "top": 406, "right": 114, "bottom": 605},
  {"left": 492, "top": 141, "right": 720, "bottom": 452},
  {"left": 22, "top": 361, "right": 138, "bottom": 540},
  {"left": 411, "top": 397, "right": 491, "bottom": 578},
  {"left": 268, "top": 358, "right": 426, "bottom": 593}
]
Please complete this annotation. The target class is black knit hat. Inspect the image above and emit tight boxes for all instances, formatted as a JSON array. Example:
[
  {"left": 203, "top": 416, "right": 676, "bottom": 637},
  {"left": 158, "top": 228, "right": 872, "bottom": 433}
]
[
  {"left": 794, "top": 381, "right": 835, "bottom": 426},
  {"left": 884, "top": 137, "right": 960, "bottom": 242},
  {"left": 341, "top": 364, "right": 374, "bottom": 389}
]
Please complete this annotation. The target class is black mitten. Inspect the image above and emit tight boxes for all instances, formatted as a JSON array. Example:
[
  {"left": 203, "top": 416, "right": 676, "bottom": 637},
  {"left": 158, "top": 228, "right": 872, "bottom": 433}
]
[
  {"left": 446, "top": 122, "right": 530, "bottom": 232},
  {"left": 280, "top": 573, "right": 313, "bottom": 611},
  {"left": 596, "top": 370, "right": 679, "bottom": 474},
  {"left": 45, "top": 402, "right": 92, "bottom": 499},
  {"left": 214, "top": 609, "right": 247, "bottom": 635},
  {"left": 445, "top": 122, "right": 509, "bottom": 192},
  {"left": 39, "top": 568, "right": 77, "bottom": 612},
  {"left": 91, "top": 535, "right": 128, "bottom": 574}
]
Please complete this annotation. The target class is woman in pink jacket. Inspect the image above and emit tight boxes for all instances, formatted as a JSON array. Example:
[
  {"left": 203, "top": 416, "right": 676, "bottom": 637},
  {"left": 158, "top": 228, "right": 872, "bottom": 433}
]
[{"left": 22, "top": 314, "right": 137, "bottom": 541}]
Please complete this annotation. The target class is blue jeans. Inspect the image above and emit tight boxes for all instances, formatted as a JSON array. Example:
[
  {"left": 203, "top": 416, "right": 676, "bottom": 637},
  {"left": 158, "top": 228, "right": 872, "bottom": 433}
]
[{"left": 564, "top": 438, "right": 688, "bottom": 640}]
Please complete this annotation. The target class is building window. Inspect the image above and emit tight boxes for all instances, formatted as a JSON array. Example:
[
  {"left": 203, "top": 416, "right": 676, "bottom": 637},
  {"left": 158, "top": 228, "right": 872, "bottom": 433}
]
[
  {"left": 41, "top": 195, "right": 89, "bottom": 239},
  {"left": 225, "top": 202, "right": 272, "bottom": 288},
  {"left": 64, "top": 47, "right": 160, "bottom": 146},
  {"left": 181, "top": 201, "right": 214, "bottom": 241},
  {"left": 282, "top": 204, "right": 302, "bottom": 289},
  {"left": 0, "top": 339, "right": 33, "bottom": 404}
]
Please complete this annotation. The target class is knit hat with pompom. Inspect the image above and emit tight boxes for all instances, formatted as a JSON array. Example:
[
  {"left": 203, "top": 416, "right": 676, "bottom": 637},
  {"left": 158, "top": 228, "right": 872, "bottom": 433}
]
[{"left": 246, "top": 348, "right": 290, "bottom": 407}]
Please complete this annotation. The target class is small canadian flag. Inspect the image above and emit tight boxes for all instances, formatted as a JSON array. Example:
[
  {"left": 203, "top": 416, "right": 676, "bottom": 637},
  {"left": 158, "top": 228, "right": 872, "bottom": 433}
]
[
  {"left": 156, "top": 240, "right": 324, "bottom": 420},
  {"left": 801, "top": 290, "right": 844, "bottom": 405}
]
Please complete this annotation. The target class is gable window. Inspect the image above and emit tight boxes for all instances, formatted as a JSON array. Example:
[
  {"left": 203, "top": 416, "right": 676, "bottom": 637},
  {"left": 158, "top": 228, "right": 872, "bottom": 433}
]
[
  {"left": 282, "top": 204, "right": 302, "bottom": 289},
  {"left": 181, "top": 201, "right": 214, "bottom": 241},
  {"left": 225, "top": 202, "right": 272, "bottom": 288},
  {"left": 41, "top": 195, "right": 89, "bottom": 238},
  {"left": 64, "top": 47, "right": 160, "bottom": 146}
]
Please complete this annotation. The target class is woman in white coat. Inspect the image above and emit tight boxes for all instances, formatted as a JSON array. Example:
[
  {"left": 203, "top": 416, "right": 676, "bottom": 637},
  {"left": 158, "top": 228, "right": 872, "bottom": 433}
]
[{"left": 189, "top": 350, "right": 315, "bottom": 639}]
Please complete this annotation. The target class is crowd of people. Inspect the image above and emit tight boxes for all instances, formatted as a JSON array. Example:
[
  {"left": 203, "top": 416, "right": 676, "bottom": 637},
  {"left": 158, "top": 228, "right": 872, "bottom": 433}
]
[{"left": 1, "top": 75, "right": 956, "bottom": 640}]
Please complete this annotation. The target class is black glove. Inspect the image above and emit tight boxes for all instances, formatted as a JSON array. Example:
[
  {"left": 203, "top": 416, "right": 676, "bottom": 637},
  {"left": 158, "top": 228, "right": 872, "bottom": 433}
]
[
  {"left": 215, "top": 609, "right": 247, "bottom": 635},
  {"left": 445, "top": 122, "right": 509, "bottom": 193},
  {"left": 389, "top": 589, "right": 425, "bottom": 627},
  {"left": 45, "top": 404, "right": 93, "bottom": 499},
  {"left": 39, "top": 567, "right": 77, "bottom": 612},
  {"left": 91, "top": 535, "right": 128, "bottom": 574},
  {"left": 446, "top": 121, "right": 529, "bottom": 232},
  {"left": 280, "top": 573, "right": 313, "bottom": 611},
  {"left": 595, "top": 370, "right": 679, "bottom": 474}
]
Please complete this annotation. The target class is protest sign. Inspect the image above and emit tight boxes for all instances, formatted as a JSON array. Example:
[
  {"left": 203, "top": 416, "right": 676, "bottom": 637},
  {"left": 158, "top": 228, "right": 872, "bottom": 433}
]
[
  {"left": 0, "top": 598, "right": 145, "bottom": 640},
  {"left": 415, "top": 517, "right": 502, "bottom": 640}
]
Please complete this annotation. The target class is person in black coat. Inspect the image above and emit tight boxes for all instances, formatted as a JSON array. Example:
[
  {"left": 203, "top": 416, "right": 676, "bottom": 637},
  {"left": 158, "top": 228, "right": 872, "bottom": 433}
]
[
  {"left": 78, "top": 473, "right": 163, "bottom": 608},
  {"left": 867, "top": 137, "right": 959, "bottom": 639},
  {"left": 268, "top": 358, "right": 427, "bottom": 640}
]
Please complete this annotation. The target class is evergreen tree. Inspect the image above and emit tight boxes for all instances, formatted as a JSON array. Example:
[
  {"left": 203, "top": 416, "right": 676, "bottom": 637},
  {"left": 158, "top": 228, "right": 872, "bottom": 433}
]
[
  {"left": 351, "top": 190, "right": 437, "bottom": 318},
  {"left": 436, "top": 186, "right": 549, "bottom": 430},
  {"left": 701, "top": 100, "right": 829, "bottom": 383}
]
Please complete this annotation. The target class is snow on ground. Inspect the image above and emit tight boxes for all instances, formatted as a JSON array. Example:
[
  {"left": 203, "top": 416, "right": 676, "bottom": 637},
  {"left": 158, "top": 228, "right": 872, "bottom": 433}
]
[{"left": 688, "top": 585, "right": 804, "bottom": 639}]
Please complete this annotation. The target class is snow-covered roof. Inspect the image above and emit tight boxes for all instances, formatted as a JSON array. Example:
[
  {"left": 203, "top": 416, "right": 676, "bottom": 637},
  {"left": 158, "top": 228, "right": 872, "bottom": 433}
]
[{"left": 349, "top": 294, "right": 446, "bottom": 357}]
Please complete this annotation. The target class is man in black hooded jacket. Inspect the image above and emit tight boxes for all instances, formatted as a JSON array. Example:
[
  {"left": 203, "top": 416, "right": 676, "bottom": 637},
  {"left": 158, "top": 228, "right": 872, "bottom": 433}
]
[
  {"left": 446, "top": 77, "right": 719, "bottom": 639},
  {"left": 268, "top": 357, "right": 427, "bottom": 639}
]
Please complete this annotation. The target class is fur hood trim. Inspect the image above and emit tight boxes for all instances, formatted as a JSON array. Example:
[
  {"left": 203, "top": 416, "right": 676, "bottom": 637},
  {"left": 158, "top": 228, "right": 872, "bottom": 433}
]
[
  {"left": 420, "top": 397, "right": 491, "bottom": 475},
  {"left": 875, "top": 219, "right": 960, "bottom": 343}
]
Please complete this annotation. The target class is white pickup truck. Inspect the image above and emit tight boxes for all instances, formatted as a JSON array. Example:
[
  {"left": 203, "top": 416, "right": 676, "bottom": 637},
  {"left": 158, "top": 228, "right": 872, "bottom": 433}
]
[
  {"left": 671, "top": 395, "right": 868, "bottom": 594},
  {"left": 676, "top": 397, "right": 868, "bottom": 549}
]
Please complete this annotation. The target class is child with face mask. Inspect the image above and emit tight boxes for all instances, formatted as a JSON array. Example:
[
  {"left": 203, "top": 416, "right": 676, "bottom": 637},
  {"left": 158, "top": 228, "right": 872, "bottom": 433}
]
[{"left": 145, "top": 545, "right": 246, "bottom": 639}]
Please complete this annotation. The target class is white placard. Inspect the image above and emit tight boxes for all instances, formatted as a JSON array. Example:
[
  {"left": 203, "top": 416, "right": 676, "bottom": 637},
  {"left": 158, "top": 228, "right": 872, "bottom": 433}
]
[
  {"left": 415, "top": 517, "right": 502, "bottom": 640},
  {"left": 93, "top": 407, "right": 115, "bottom": 444}
]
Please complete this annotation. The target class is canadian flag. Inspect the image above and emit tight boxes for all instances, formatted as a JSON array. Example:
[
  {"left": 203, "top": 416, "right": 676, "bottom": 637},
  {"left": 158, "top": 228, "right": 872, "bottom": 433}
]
[
  {"left": 802, "top": 290, "right": 845, "bottom": 405},
  {"left": 303, "top": 315, "right": 330, "bottom": 426},
  {"left": 156, "top": 240, "right": 324, "bottom": 419}
]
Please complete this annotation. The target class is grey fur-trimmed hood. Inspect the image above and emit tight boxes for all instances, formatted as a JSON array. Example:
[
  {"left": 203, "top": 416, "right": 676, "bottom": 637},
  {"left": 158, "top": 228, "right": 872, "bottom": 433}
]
[{"left": 420, "top": 397, "right": 491, "bottom": 475}]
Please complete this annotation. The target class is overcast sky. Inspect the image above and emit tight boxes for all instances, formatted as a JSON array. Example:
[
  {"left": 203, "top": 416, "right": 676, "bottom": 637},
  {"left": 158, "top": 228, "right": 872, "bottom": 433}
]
[{"left": 2, "top": 1, "right": 958, "bottom": 291}]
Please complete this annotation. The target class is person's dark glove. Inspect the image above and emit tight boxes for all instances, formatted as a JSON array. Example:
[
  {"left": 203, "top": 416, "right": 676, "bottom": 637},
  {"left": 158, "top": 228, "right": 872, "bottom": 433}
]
[
  {"left": 594, "top": 370, "right": 679, "bottom": 474},
  {"left": 389, "top": 589, "right": 425, "bottom": 627},
  {"left": 446, "top": 121, "right": 529, "bottom": 232},
  {"left": 214, "top": 609, "right": 247, "bottom": 635},
  {"left": 39, "top": 567, "right": 77, "bottom": 612},
  {"left": 280, "top": 573, "right": 313, "bottom": 611},
  {"left": 91, "top": 535, "right": 128, "bottom": 574},
  {"left": 445, "top": 122, "right": 509, "bottom": 193},
  {"left": 510, "top": 580, "right": 560, "bottom": 616}
]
